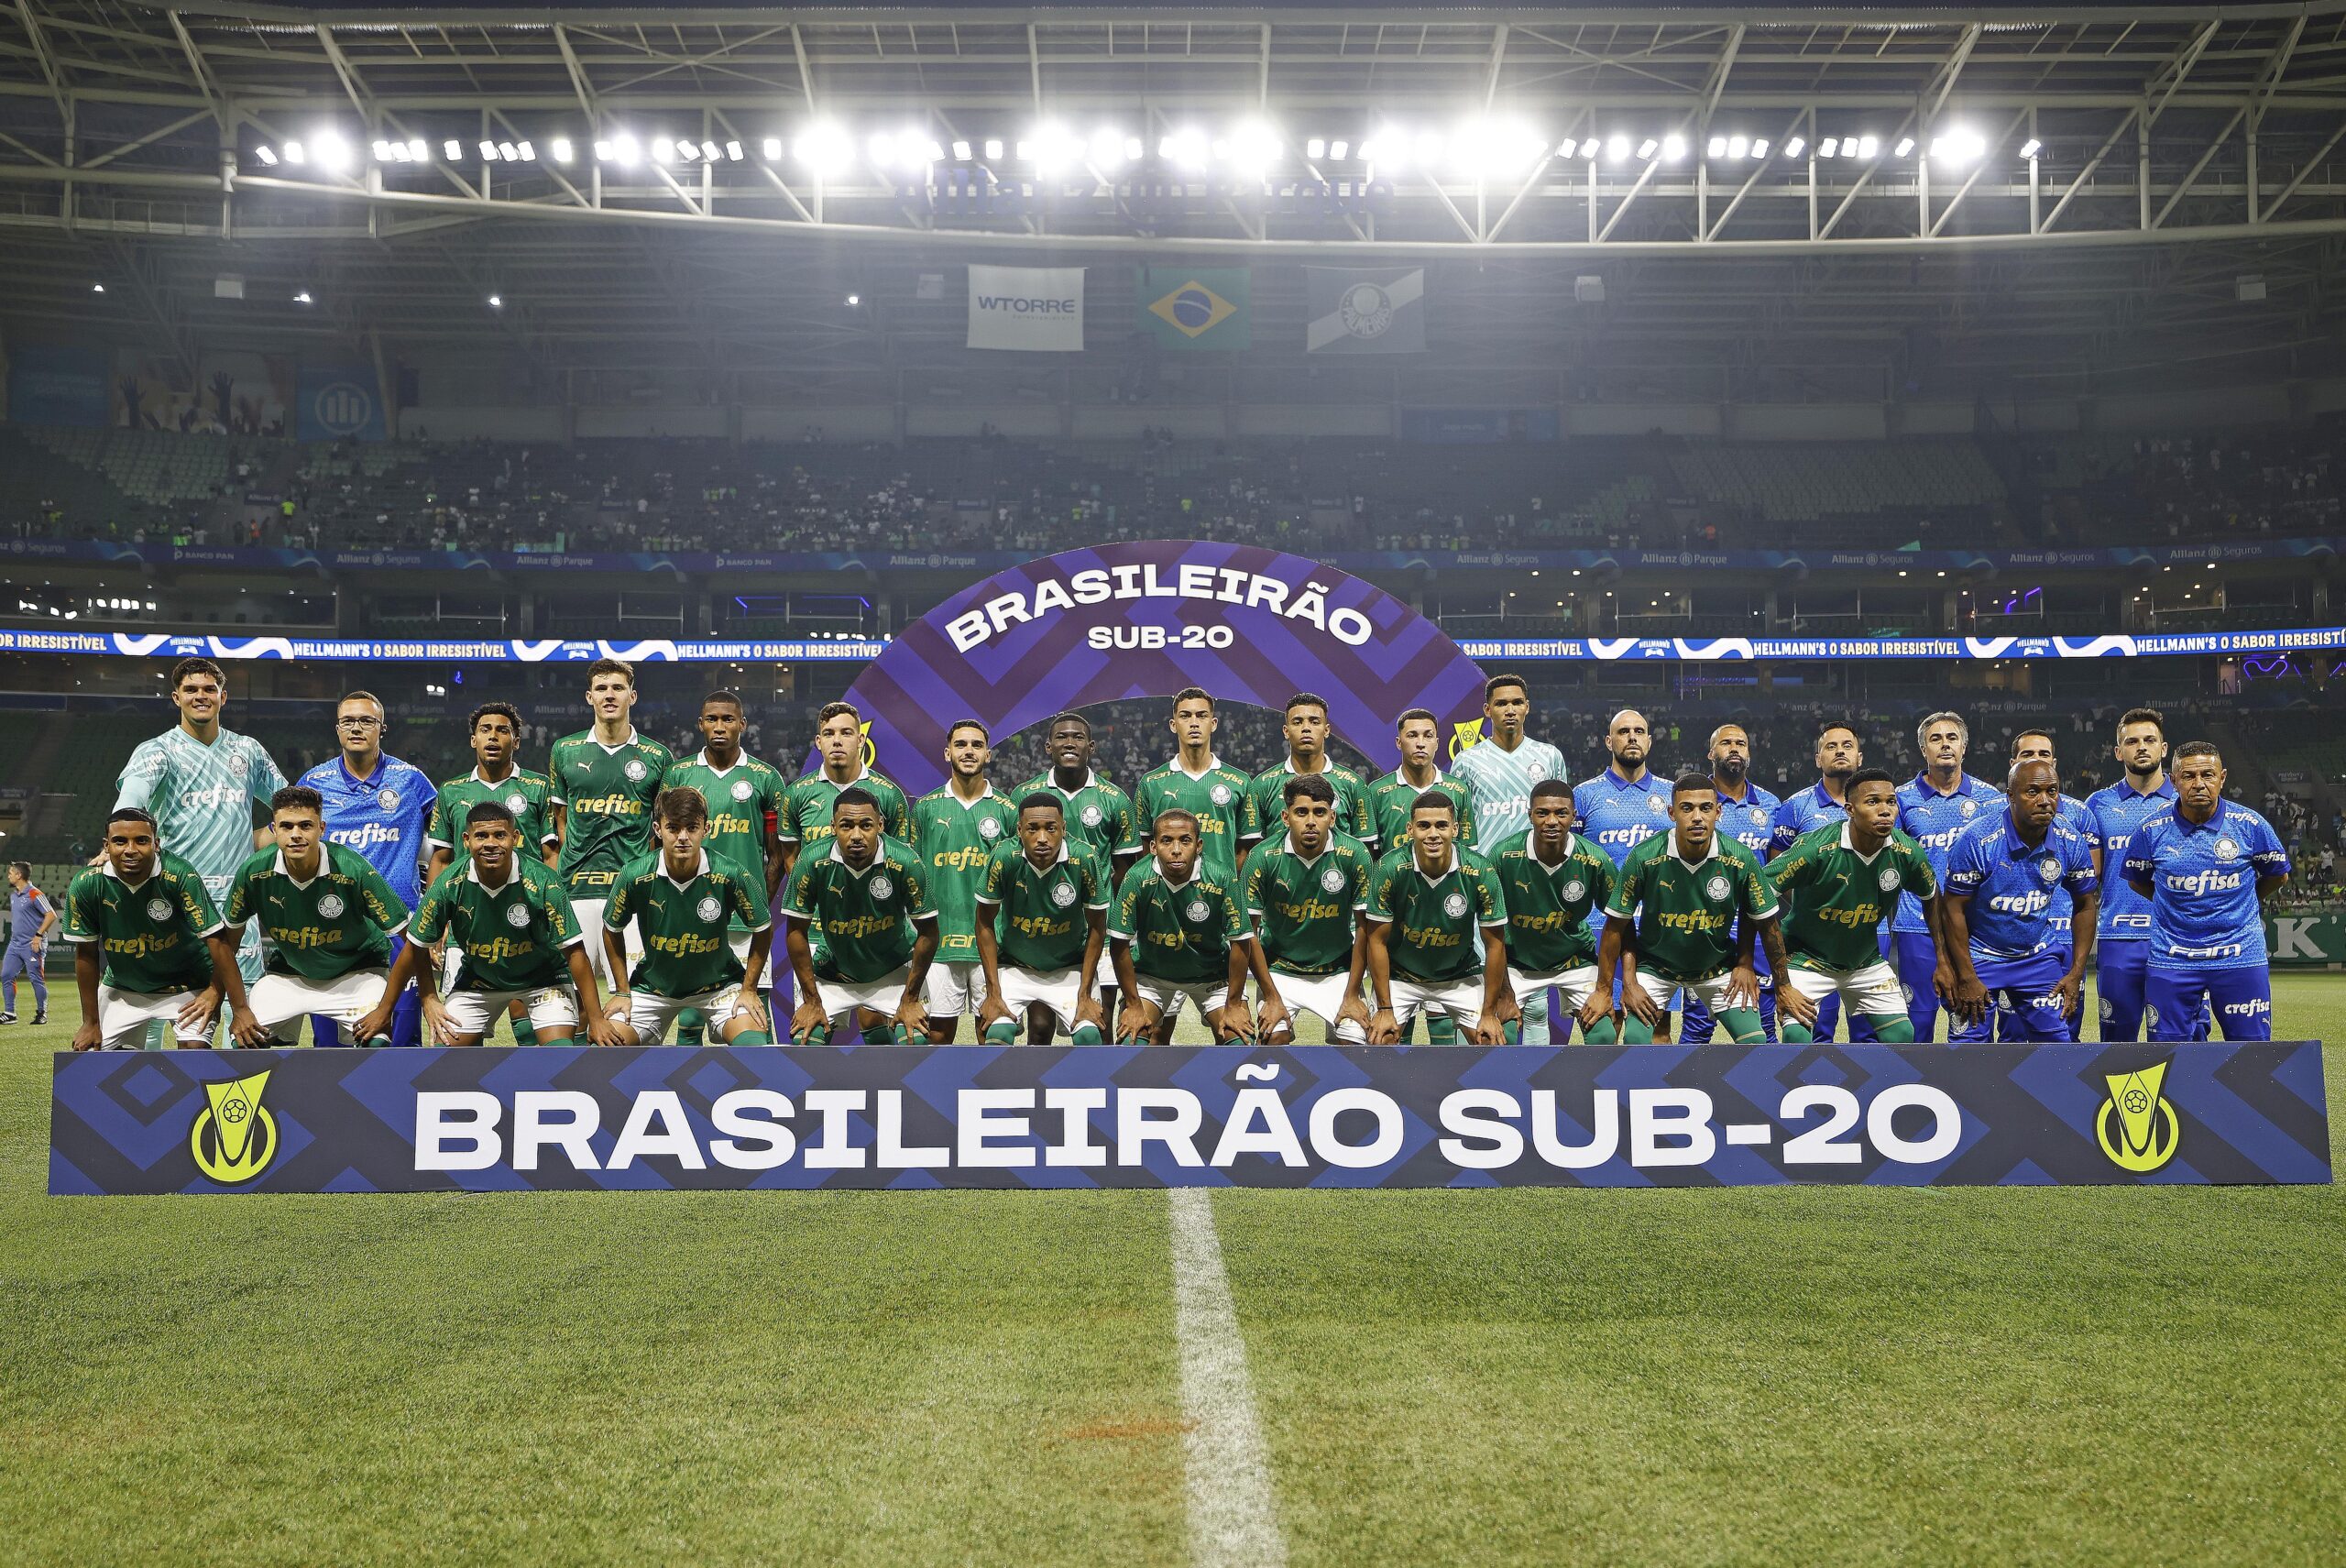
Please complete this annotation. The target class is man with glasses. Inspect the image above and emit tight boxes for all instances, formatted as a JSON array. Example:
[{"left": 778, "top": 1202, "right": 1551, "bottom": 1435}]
[{"left": 297, "top": 691, "right": 436, "bottom": 1046}]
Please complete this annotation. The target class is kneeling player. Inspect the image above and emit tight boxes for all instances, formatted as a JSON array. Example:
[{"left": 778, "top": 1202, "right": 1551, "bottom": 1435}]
[
  {"left": 1365, "top": 792, "right": 1510, "bottom": 1046},
  {"left": 64, "top": 807, "right": 232, "bottom": 1051},
  {"left": 1111, "top": 810, "right": 1255, "bottom": 1044},
  {"left": 601, "top": 787, "right": 774, "bottom": 1046},
  {"left": 1244, "top": 775, "right": 1374, "bottom": 1045},
  {"left": 1942, "top": 760, "right": 2099, "bottom": 1042},
  {"left": 782, "top": 787, "right": 937, "bottom": 1044},
  {"left": 1490, "top": 781, "right": 1619, "bottom": 1044},
  {"left": 973, "top": 795, "right": 1110, "bottom": 1045},
  {"left": 1598, "top": 774, "right": 1781, "bottom": 1044},
  {"left": 357, "top": 801, "right": 606, "bottom": 1047},
  {"left": 1768, "top": 769, "right": 1946, "bottom": 1044},
  {"left": 223, "top": 787, "right": 412, "bottom": 1047}
]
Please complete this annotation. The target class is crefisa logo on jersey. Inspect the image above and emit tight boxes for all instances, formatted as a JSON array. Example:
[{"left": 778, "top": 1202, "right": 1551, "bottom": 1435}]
[
  {"left": 2097, "top": 1059, "right": 2179, "bottom": 1172},
  {"left": 191, "top": 1069, "right": 278, "bottom": 1185}
]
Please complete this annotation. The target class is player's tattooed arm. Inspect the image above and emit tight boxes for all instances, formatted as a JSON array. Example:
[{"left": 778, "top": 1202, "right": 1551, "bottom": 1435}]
[{"left": 1757, "top": 916, "right": 1816, "bottom": 1030}]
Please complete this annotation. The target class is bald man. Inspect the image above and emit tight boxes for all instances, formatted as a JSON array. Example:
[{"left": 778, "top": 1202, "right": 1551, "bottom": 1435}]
[{"left": 1573, "top": 709, "right": 1675, "bottom": 1039}]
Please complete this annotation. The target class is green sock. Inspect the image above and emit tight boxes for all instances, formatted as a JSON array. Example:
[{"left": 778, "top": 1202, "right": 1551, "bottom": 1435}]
[
  {"left": 1581, "top": 1016, "right": 1619, "bottom": 1045},
  {"left": 510, "top": 1016, "right": 541, "bottom": 1047},
  {"left": 729, "top": 1030, "right": 771, "bottom": 1046},
  {"left": 1426, "top": 1014, "right": 1459, "bottom": 1045},
  {"left": 1782, "top": 1021, "right": 1817, "bottom": 1044},
  {"left": 674, "top": 1007, "right": 706, "bottom": 1047},
  {"left": 1621, "top": 1015, "right": 1658, "bottom": 1045},
  {"left": 1863, "top": 1014, "right": 1916, "bottom": 1042},
  {"left": 1069, "top": 1023, "right": 1103, "bottom": 1046},
  {"left": 1716, "top": 1008, "right": 1766, "bottom": 1043},
  {"left": 983, "top": 1019, "right": 1019, "bottom": 1046}
]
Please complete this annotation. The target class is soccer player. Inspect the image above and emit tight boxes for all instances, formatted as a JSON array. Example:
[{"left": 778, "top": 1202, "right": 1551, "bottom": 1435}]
[
  {"left": 1249, "top": 694, "right": 1376, "bottom": 850},
  {"left": 1364, "top": 792, "right": 1509, "bottom": 1046},
  {"left": 357, "top": 800, "right": 607, "bottom": 1048},
  {"left": 599, "top": 787, "right": 773, "bottom": 1047},
  {"left": 2122, "top": 742, "right": 2290, "bottom": 1042},
  {"left": 427, "top": 703, "right": 560, "bottom": 880},
  {"left": 64, "top": 807, "right": 231, "bottom": 1051},
  {"left": 2007, "top": 728, "right": 2097, "bottom": 1038},
  {"left": 1488, "top": 781, "right": 1619, "bottom": 1044},
  {"left": 781, "top": 788, "right": 937, "bottom": 1045},
  {"left": 1683, "top": 722, "right": 1783, "bottom": 1043},
  {"left": 221, "top": 786, "right": 411, "bottom": 1047},
  {"left": 973, "top": 795, "right": 1111, "bottom": 1046},
  {"left": 779, "top": 700, "right": 914, "bottom": 871},
  {"left": 113, "top": 656, "right": 287, "bottom": 983},
  {"left": 1111, "top": 809, "right": 1256, "bottom": 1045},
  {"left": 2, "top": 861, "right": 57, "bottom": 1025},
  {"left": 1597, "top": 773, "right": 1781, "bottom": 1045},
  {"left": 1892, "top": 712, "right": 2002, "bottom": 1040},
  {"left": 1450, "top": 674, "right": 1568, "bottom": 850},
  {"left": 663, "top": 690, "right": 789, "bottom": 1044},
  {"left": 911, "top": 718, "right": 1018, "bottom": 1041},
  {"left": 550, "top": 658, "right": 673, "bottom": 990},
  {"left": 2083, "top": 707, "right": 2179, "bottom": 1040},
  {"left": 1768, "top": 719, "right": 1876, "bottom": 1041},
  {"left": 1014, "top": 710, "right": 1142, "bottom": 1033},
  {"left": 298, "top": 690, "right": 436, "bottom": 1047},
  {"left": 1135, "top": 688, "right": 1260, "bottom": 885},
  {"left": 1941, "top": 759, "right": 2099, "bottom": 1042},
  {"left": 1244, "top": 775, "right": 1375, "bottom": 1046},
  {"left": 1368, "top": 707, "right": 1477, "bottom": 851},
  {"left": 1571, "top": 707, "right": 1673, "bottom": 1037},
  {"left": 1768, "top": 769, "right": 1946, "bottom": 1044}
]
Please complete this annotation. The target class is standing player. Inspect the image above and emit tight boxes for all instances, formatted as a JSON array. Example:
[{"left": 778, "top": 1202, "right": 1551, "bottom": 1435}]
[
  {"left": 1135, "top": 688, "right": 1260, "bottom": 886},
  {"left": 779, "top": 701, "right": 915, "bottom": 868},
  {"left": 1450, "top": 674, "right": 1567, "bottom": 850},
  {"left": 662, "top": 691, "right": 789, "bottom": 1045},
  {"left": 1769, "top": 720, "right": 1875, "bottom": 1041},
  {"left": 1683, "top": 722, "right": 1783, "bottom": 1043},
  {"left": 781, "top": 788, "right": 937, "bottom": 1045},
  {"left": 2008, "top": 729, "right": 2097, "bottom": 1037},
  {"left": 221, "top": 786, "right": 411, "bottom": 1047},
  {"left": 1, "top": 861, "right": 57, "bottom": 1025},
  {"left": 1891, "top": 712, "right": 2002, "bottom": 1040},
  {"left": 1368, "top": 707, "right": 1478, "bottom": 851},
  {"left": 1110, "top": 809, "right": 1256, "bottom": 1045},
  {"left": 1941, "top": 760, "right": 2099, "bottom": 1042},
  {"left": 428, "top": 703, "right": 560, "bottom": 880},
  {"left": 1248, "top": 694, "right": 1376, "bottom": 850},
  {"left": 113, "top": 657, "right": 287, "bottom": 986},
  {"left": 1597, "top": 774, "right": 1781, "bottom": 1045},
  {"left": 1363, "top": 793, "right": 1509, "bottom": 1046},
  {"left": 1768, "top": 769, "right": 1946, "bottom": 1045},
  {"left": 2122, "top": 742, "right": 2290, "bottom": 1042},
  {"left": 1488, "top": 782, "right": 1619, "bottom": 1044},
  {"left": 550, "top": 658, "right": 673, "bottom": 991},
  {"left": 599, "top": 787, "right": 773, "bottom": 1046},
  {"left": 356, "top": 801, "right": 608, "bottom": 1048},
  {"left": 299, "top": 691, "right": 436, "bottom": 1047},
  {"left": 1243, "top": 775, "right": 1375, "bottom": 1046},
  {"left": 1570, "top": 708, "right": 1673, "bottom": 1039},
  {"left": 973, "top": 795, "right": 1111, "bottom": 1046},
  {"left": 2083, "top": 707, "right": 2179, "bottom": 1040},
  {"left": 63, "top": 807, "right": 230, "bottom": 1051},
  {"left": 911, "top": 719, "right": 1018, "bottom": 1041},
  {"left": 1014, "top": 710, "right": 1143, "bottom": 1033}
]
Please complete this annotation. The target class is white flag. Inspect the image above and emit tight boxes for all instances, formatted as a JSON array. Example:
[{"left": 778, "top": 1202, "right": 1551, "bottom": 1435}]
[
  {"left": 1305, "top": 267, "right": 1427, "bottom": 354},
  {"left": 967, "top": 265, "right": 1086, "bottom": 352}
]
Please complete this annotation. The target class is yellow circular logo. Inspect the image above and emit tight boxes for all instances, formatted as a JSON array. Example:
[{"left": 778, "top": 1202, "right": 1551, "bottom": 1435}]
[{"left": 2096, "top": 1060, "right": 2180, "bottom": 1173}]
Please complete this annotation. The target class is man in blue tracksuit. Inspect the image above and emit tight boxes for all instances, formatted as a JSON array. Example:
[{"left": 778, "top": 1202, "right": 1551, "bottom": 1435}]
[
  {"left": 1, "top": 861, "right": 56, "bottom": 1024},
  {"left": 299, "top": 690, "right": 437, "bottom": 1046},
  {"left": 1683, "top": 722, "right": 1782, "bottom": 1042}
]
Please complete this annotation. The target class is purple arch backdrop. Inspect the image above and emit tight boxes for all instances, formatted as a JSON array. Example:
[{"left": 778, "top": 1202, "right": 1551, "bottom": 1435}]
[{"left": 838, "top": 540, "right": 1489, "bottom": 795}]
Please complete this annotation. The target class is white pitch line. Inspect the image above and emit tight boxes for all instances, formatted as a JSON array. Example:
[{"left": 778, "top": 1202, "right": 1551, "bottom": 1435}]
[{"left": 1169, "top": 1186, "right": 1288, "bottom": 1568}]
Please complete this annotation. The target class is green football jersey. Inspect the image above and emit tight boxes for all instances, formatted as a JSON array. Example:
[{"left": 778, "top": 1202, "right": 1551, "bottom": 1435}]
[
  {"left": 976, "top": 839, "right": 1111, "bottom": 972},
  {"left": 1244, "top": 830, "right": 1374, "bottom": 978},
  {"left": 1489, "top": 830, "right": 1618, "bottom": 971},
  {"left": 550, "top": 729, "right": 674, "bottom": 900},
  {"left": 1012, "top": 770, "right": 1143, "bottom": 864},
  {"left": 1248, "top": 761, "right": 1377, "bottom": 851},
  {"left": 1604, "top": 832, "right": 1778, "bottom": 982},
  {"left": 1367, "top": 770, "right": 1478, "bottom": 851},
  {"left": 427, "top": 766, "right": 559, "bottom": 864},
  {"left": 1768, "top": 824, "right": 1938, "bottom": 972},
  {"left": 778, "top": 767, "right": 913, "bottom": 850},
  {"left": 1110, "top": 860, "right": 1252, "bottom": 984},
  {"left": 62, "top": 852, "right": 223, "bottom": 994},
  {"left": 910, "top": 784, "right": 1019, "bottom": 961},
  {"left": 1365, "top": 845, "right": 1506, "bottom": 983},
  {"left": 604, "top": 851, "right": 771, "bottom": 999},
  {"left": 661, "top": 751, "right": 787, "bottom": 923},
  {"left": 781, "top": 839, "right": 932, "bottom": 984},
  {"left": 410, "top": 855, "right": 583, "bottom": 992},
  {"left": 1135, "top": 757, "right": 1261, "bottom": 883},
  {"left": 224, "top": 843, "right": 409, "bottom": 981}
]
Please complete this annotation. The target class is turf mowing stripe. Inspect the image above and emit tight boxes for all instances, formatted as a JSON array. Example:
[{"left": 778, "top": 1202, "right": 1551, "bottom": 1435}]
[{"left": 1169, "top": 1187, "right": 1288, "bottom": 1568}]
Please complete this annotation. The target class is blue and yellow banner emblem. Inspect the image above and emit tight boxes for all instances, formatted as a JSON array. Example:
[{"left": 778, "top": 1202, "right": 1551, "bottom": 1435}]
[{"left": 1139, "top": 268, "right": 1249, "bottom": 350}]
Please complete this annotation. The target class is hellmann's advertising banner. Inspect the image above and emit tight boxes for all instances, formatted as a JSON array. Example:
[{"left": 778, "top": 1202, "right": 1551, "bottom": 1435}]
[{"left": 50, "top": 1042, "right": 2330, "bottom": 1194}]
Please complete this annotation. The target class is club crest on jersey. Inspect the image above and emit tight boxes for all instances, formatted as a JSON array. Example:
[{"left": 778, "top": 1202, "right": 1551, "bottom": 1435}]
[
  {"left": 1210, "top": 784, "right": 1233, "bottom": 806},
  {"left": 1442, "top": 892, "right": 1469, "bottom": 918},
  {"left": 377, "top": 788, "right": 400, "bottom": 812},
  {"left": 696, "top": 895, "right": 723, "bottom": 922},
  {"left": 1320, "top": 867, "right": 1347, "bottom": 894},
  {"left": 1705, "top": 874, "right": 1731, "bottom": 901},
  {"left": 503, "top": 793, "right": 527, "bottom": 814},
  {"left": 2037, "top": 856, "right": 2063, "bottom": 883},
  {"left": 871, "top": 875, "right": 895, "bottom": 901},
  {"left": 1650, "top": 795, "right": 1669, "bottom": 816},
  {"left": 316, "top": 893, "right": 345, "bottom": 918},
  {"left": 1749, "top": 807, "right": 1768, "bottom": 824},
  {"left": 1961, "top": 799, "right": 1979, "bottom": 817},
  {"left": 1185, "top": 898, "right": 1211, "bottom": 922},
  {"left": 1876, "top": 866, "right": 1901, "bottom": 892},
  {"left": 979, "top": 817, "right": 1003, "bottom": 839},
  {"left": 1050, "top": 882, "right": 1079, "bottom": 908},
  {"left": 730, "top": 780, "right": 754, "bottom": 802},
  {"left": 146, "top": 896, "right": 173, "bottom": 921},
  {"left": 624, "top": 759, "right": 650, "bottom": 783},
  {"left": 1081, "top": 806, "right": 1103, "bottom": 828},
  {"left": 2215, "top": 837, "right": 2239, "bottom": 861},
  {"left": 504, "top": 902, "right": 532, "bottom": 928},
  {"left": 1562, "top": 879, "right": 1586, "bottom": 903}
]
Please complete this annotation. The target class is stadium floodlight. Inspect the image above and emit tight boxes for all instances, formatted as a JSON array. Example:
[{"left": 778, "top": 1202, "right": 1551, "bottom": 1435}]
[
  {"left": 1785, "top": 135, "right": 1805, "bottom": 157},
  {"left": 1662, "top": 136, "right": 1686, "bottom": 161},
  {"left": 764, "top": 137, "right": 784, "bottom": 159},
  {"left": 678, "top": 139, "right": 700, "bottom": 162},
  {"left": 254, "top": 145, "right": 279, "bottom": 167},
  {"left": 652, "top": 137, "right": 676, "bottom": 163},
  {"left": 444, "top": 138, "right": 463, "bottom": 161},
  {"left": 2020, "top": 137, "right": 2043, "bottom": 159},
  {"left": 795, "top": 123, "right": 852, "bottom": 176},
  {"left": 1752, "top": 138, "right": 1770, "bottom": 158},
  {"left": 1707, "top": 135, "right": 1727, "bottom": 159},
  {"left": 1818, "top": 137, "right": 1837, "bottom": 158},
  {"left": 486, "top": 293, "right": 503, "bottom": 309},
  {"left": 407, "top": 137, "right": 427, "bottom": 162},
  {"left": 983, "top": 137, "right": 1004, "bottom": 160},
  {"left": 1607, "top": 135, "right": 1631, "bottom": 162},
  {"left": 1225, "top": 119, "right": 1281, "bottom": 176},
  {"left": 1159, "top": 126, "right": 1210, "bottom": 171},
  {"left": 312, "top": 131, "right": 353, "bottom": 172},
  {"left": 294, "top": 291, "right": 313, "bottom": 304},
  {"left": 551, "top": 137, "right": 573, "bottom": 162},
  {"left": 1307, "top": 137, "right": 1327, "bottom": 159},
  {"left": 283, "top": 139, "right": 307, "bottom": 165},
  {"left": 1090, "top": 127, "right": 1129, "bottom": 170},
  {"left": 1728, "top": 135, "right": 1749, "bottom": 159},
  {"left": 1450, "top": 116, "right": 1544, "bottom": 178},
  {"left": 1933, "top": 128, "right": 1989, "bottom": 165},
  {"left": 1635, "top": 137, "right": 1657, "bottom": 160},
  {"left": 1330, "top": 139, "right": 1349, "bottom": 160},
  {"left": 480, "top": 139, "right": 499, "bottom": 161},
  {"left": 372, "top": 138, "right": 397, "bottom": 162},
  {"left": 1895, "top": 136, "right": 1915, "bottom": 157},
  {"left": 504, "top": 142, "right": 526, "bottom": 162}
]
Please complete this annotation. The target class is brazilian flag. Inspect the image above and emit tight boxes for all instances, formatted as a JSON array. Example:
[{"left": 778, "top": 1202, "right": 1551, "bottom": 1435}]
[{"left": 1136, "top": 267, "right": 1250, "bottom": 351}]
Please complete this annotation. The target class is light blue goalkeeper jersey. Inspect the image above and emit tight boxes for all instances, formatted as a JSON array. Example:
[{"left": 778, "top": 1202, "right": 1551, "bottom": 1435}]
[
  {"left": 1450, "top": 735, "right": 1569, "bottom": 851},
  {"left": 115, "top": 724, "right": 287, "bottom": 978}
]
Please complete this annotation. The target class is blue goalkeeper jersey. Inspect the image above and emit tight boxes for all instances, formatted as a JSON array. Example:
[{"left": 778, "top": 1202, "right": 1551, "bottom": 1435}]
[
  {"left": 298, "top": 753, "right": 438, "bottom": 906},
  {"left": 1892, "top": 773, "right": 2003, "bottom": 935},
  {"left": 2081, "top": 776, "right": 2179, "bottom": 946},
  {"left": 2121, "top": 801, "right": 2288, "bottom": 971},
  {"left": 1944, "top": 811, "right": 2099, "bottom": 961}
]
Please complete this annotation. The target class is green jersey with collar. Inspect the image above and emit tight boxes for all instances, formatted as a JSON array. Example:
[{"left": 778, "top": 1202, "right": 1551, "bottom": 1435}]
[
  {"left": 1365, "top": 845, "right": 1506, "bottom": 984},
  {"left": 224, "top": 843, "right": 409, "bottom": 981},
  {"left": 550, "top": 729, "right": 674, "bottom": 899},
  {"left": 1366, "top": 770, "right": 1478, "bottom": 851},
  {"left": 1244, "top": 830, "right": 1374, "bottom": 978},
  {"left": 428, "top": 767, "right": 560, "bottom": 866},
  {"left": 61, "top": 852, "right": 224, "bottom": 994},
  {"left": 410, "top": 855, "right": 583, "bottom": 993},
  {"left": 604, "top": 852, "right": 772, "bottom": 998},
  {"left": 976, "top": 839, "right": 1111, "bottom": 972},
  {"left": 1135, "top": 758, "right": 1261, "bottom": 883},
  {"left": 1111, "top": 860, "right": 1252, "bottom": 984},
  {"left": 1605, "top": 832, "right": 1778, "bottom": 982},
  {"left": 1012, "top": 770, "right": 1143, "bottom": 864},
  {"left": 911, "top": 784, "right": 1020, "bottom": 961},
  {"left": 1247, "top": 761, "right": 1377, "bottom": 851},
  {"left": 661, "top": 751, "right": 788, "bottom": 921},
  {"left": 781, "top": 839, "right": 932, "bottom": 984},
  {"left": 1767, "top": 824, "right": 1938, "bottom": 972},
  {"left": 1489, "top": 830, "right": 1617, "bottom": 971},
  {"left": 779, "top": 767, "right": 913, "bottom": 850}
]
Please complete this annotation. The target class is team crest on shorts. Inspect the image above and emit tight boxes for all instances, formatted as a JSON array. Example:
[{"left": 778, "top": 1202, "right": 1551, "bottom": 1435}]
[
  {"left": 1081, "top": 806, "right": 1103, "bottom": 827},
  {"left": 378, "top": 788, "right": 400, "bottom": 812},
  {"left": 730, "top": 780, "right": 754, "bottom": 802},
  {"left": 1705, "top": 874, "right": 1731, "bottom": 901},
  {"left": 979, "top": 817, "right": 1002, "bottom": 839},
  {"left": 504, "top": 902, "right": 532, "bottom": 928},
  {"left": 624, "top": 759, "right": 649, "bottom": 782},
  {"left": 1051, "top": 882, "right": 1079, "bottom": 908},
  {"left": 1320, "top": 867, "right": 1347, "bottom": 894},
  {"left": 1442, "top": 892, "right": 1469, "bottom": 918},
  {"left": 1210, "top": 784, "right": 1233, "bottom": 806},
  {"left": 1876, "top": 866, "right": 1901, "bottom": 892},
  {"left": 316, "top": 894, "right": 345, "bottom": 918},
  {"left": 503, "top": 793, "right": 527, "bottom": 814},
  {"left": 1562, "top": 879, "right": 1586, "bottom": 902},
  {"left": 696, "top": 895, "right": 723, "bottom": 922},
  {"left": 146, "top": 897, "right": 172, "bottom": 921},
  {"left": 2215, "top": 837, "right": 2239, "bottom": 861},
  {"left": 1185, "top": 898, "right": 1211, "bottom": 922},
  {"left": 871, "top": 875, "right": 895, "bottom": 901}
]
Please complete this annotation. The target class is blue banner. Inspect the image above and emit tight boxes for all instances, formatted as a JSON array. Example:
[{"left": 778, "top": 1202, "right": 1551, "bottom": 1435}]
[{"left": 294, "top": 365, "right": 386, "bottom": 442}]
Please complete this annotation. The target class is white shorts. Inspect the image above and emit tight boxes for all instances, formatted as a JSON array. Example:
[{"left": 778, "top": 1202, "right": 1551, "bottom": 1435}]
[
  {"left": 924, "top": 959, "right": 989, "bottom": 1017},
  {"left": 1387, "top": 975, "right": 1487, "bottom": 1032},
  {"left": 1784, "top": 959, "right": 1905, "bottom": 1019},
  {"left": 1625, "top": 967, "right": 1756, "bottom": 1016},
  {"left": 96, "top": 982, "right": 214, "bottom": 1050},
  {"left": 439, "top": 984, "right": 578, "bottom": 1042},
  {"left": 996, "top": 965, "right": 1090, "bottom": 1034},
  {"left": 613, "top": 986, "right": 759, "bottom": 1046},
  {"left": 573, "top": 899, "right": 639, "bottom": 985},
  {"left": 1130, "top": 975, "right": 1228, "bottom": 1025},
  {"left": 808, "top": 966, "right": 915, "bottom": 1025},
  {"left": 1264, "top": 970, "right": 1367, "bottom": 1043},
  {"left": 1508, "top": 963, "right": 1601, "bottom": 1014},
  {"left": 247, "top": 968, "right": 390, "bottom": 1045}
]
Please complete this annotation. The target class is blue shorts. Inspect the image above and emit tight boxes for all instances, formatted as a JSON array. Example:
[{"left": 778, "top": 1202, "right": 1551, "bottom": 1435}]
[
  {"left": 1956, "top": 949, "right": 2072, "bottom": 1043},
  {"left": 1891, "top": 928, "right": 1940, "bottom": 1039},
  {"left": 2146, "top": 966, "right": 2273, "bottom": 1041}
]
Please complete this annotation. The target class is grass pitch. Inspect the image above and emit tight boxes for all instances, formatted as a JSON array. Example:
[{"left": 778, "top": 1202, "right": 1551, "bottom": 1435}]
[{"left": 3, "top": 980, "right": 2342, "bottom": 1566}]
